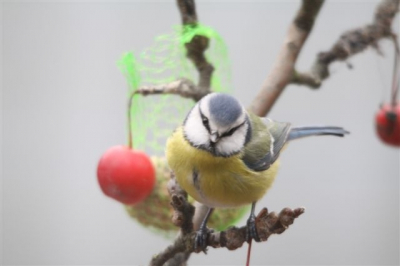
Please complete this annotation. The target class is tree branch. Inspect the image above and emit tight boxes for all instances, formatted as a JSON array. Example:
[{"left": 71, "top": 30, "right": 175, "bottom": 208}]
[
  {"left": 176, "top": 0, "right": 197, "bottom": 24},
  {"left": 206, "top": 207, "right": 305, "bottom": 250},
  {"left": 250, "top": 0, "right": 325, "bottom": 116},
  {"left": 135, "top": 0, "right": 214, "bottom": 102},
  {"left": 149, "top": 174, "right": 304, "bottom": 266},
  {"left": 293, "top": 0, "right": 399, "bottom": 88},
  {"left": 177, "top": 0, "right": 214, "bottom": 98},
  {"left": 150, "top": 174, "right": 194, "bottom": 266},
  {"left": 134, "top": 78, "right": 201, "bottom": 100}
]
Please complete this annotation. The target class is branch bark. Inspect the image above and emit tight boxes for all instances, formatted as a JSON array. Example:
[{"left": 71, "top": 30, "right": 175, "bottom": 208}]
[
  {"left": 177, "top": 0, "right": 214, "bottom": 98},
  {"left": 135, "top": 0, "right": 213, "bottom": 102},
  {"left": 135, "top": 78, "right": 200, "bottom": 100},
  {"left": 150, "top": 174, "right": 194, "bottom": 266},
  {"left": 293, "top": 0, "right": 399, "bottom": 88},
  {"left": 149, "top": 174, "right": 304, "bottom": 266},
  {"left": 250, "top": 0, "right": 325, "bottom": 116}
]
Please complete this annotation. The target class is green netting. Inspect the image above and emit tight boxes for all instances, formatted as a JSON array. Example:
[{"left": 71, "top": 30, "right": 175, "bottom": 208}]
[{"left": 118, "top": 24, "right": 232, "bottom": 154}]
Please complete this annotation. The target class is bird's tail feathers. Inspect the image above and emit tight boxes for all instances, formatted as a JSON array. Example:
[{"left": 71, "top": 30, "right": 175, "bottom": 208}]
[{"left": 287, "top": 126, "right": 349, "bottom": 141}]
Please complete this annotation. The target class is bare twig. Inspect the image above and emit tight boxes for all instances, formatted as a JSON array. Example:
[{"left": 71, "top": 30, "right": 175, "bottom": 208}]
[
  {"left": 177, "top": 0, "right": 214, "bottom": 98},
  {"left": 294, "top": 0, "right": 400, "bottom": 89},
  {"left": 150, "top": 174, "right": 194, "bottom": 266},
  {"left": 176, "top": 0, "right": 197, "bottom": 24},
  {"left": 250, "top": 0, "right": 325, "bottom": 116},
  {"left": 149, "top": 174, "right": 304, "bottom": 266},
  {"left": 135, "top": 0, "right": 213, "bottom": 102},
  {"left": 206, "top": 207, "right": 305, "bottom": 250},
  {"left": 135, "top": 78, "right": 200, "bottom": 100},
  {"left": 167, "top": 174, "right": 194, "bottom": 235},
  {"left": 127, "top": 78, "right": 200, "bottom": 148}
]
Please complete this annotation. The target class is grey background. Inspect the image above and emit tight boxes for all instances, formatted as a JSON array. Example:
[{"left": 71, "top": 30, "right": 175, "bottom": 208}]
[{"left": 1, "top": 0, "right": 399, "bottom": 265}]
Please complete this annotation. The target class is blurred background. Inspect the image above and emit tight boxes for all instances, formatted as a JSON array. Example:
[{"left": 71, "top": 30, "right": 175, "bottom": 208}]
[{"left": 1, "top": 0, "right": 399, "bottom": 265}]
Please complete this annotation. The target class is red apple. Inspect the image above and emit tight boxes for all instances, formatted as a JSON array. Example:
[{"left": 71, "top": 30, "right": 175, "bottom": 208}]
[
  {"left": 97, "top": 146, "right": 156, "bottom": 205},
  {"left": 375, "top": 103, "right": 400, "bottom": 147}
]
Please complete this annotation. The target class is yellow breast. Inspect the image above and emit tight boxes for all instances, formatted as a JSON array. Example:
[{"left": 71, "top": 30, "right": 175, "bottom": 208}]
[{"left": 166, "top": 127, "right": 279, "bottom": 208}]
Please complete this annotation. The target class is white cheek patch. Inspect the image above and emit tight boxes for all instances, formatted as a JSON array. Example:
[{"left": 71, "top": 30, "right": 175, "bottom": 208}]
[
  {"left": 216, "top": 123, "right": 248, "bottom": 155},
  {"left": 183, "top": 106, "right": 209, "bottom": 146}
]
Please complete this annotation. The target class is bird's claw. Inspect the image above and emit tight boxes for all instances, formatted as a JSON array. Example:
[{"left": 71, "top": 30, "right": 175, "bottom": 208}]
[
  {"left": 194, "top": 227, "right": 211, "bottom": 253},
  {"left": 246, "top": 215, "right": 260, "bottom": 242}
]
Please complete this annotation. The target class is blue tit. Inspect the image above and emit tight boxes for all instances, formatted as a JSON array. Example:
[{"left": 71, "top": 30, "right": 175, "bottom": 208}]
[{"left": 166, "top": 92, "right": 349, "bottom": 250}]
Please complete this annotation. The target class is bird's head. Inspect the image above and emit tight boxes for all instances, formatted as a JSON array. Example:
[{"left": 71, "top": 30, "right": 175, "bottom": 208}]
[{"left": 183, "top": 93, "right": 251, "bottom": 157}]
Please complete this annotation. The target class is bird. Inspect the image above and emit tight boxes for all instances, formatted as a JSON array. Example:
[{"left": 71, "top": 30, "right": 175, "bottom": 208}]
[{"left": 165, "top": 92, "right": 349, "bottom": 251}]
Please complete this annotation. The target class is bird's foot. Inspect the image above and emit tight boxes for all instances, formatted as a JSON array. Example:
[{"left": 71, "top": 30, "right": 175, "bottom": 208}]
[
  {"left": 246, "top": 215, "right": 260, "bottom": 242},
  {"left": 194, "top": 227, "right": 212, "bottom": 253}
]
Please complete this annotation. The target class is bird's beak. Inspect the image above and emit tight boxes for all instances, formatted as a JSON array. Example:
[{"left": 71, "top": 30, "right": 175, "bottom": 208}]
[{"left": 210, "top": 132, "right": 220, "bottom": 143}]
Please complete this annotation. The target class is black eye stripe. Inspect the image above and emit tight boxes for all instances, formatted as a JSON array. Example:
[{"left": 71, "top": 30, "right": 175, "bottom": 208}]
[
  {"left": 221, "top": 127, "right": 237, "bottom": 137},
  {"left": 221, "top": 121, "right": 245, "bottom": 138},
  {"left": 199, "top": 107, "right": 211, "bottom": 133}
]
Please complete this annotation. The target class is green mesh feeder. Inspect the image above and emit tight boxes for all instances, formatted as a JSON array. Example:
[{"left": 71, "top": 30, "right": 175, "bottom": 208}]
[
  {"left": 119, "top": 24, "right": 248, "bottom": 234},
  {"left": 118, "top": 24, "right": 232, "bottom": 154}
]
